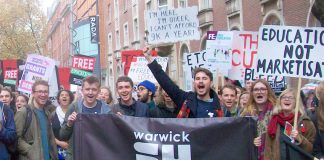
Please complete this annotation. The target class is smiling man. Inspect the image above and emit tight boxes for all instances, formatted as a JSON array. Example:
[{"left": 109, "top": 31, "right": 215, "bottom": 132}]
[
  {"left": 15, "top": 80, "right": 57, "bottom": 160},
  {"left": 59, "top": 75, "right": 111, "bottom": 159},
  {"left": 111, "top": 76, "right": 149, "bottom": 117},
  {"left": 219, "top": 84, "right": 240, "bottom": 117},
  {"left": 143, "top": 48, "right": 223, "bottom": 118}
]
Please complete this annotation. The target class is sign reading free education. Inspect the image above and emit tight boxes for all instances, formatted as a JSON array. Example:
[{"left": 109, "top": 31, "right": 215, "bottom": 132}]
[
  {"left": 74, "top": 114, "right": 257, "bottom": 160},
  {"left": 70, "top": 55, "right": 96, "bottom": 86},
  {"left": 145, "top": 6, "right": 200, "bottom": 44},
  {"left": 258, "top": 25, "right": 324, "bottom": 80},
  {"left": 128, "top": 57, "right": 168, "bottom": 83}
]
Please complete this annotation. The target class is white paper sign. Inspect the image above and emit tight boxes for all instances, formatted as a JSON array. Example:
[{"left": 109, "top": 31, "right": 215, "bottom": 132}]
[
  {"left": 257, "top": 25, "right": 324, "bottom": 80},
  {"left": 145, "top": 6, "right": 200, "bottom": 44},
  {"left": 128, "top": 57, "right": 168, "bottom": 83}
]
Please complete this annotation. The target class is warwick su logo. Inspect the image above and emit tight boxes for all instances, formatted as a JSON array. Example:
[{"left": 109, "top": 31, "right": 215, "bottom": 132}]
[{"left": 133, "top": 131, "right": 191, "bottom": 160}]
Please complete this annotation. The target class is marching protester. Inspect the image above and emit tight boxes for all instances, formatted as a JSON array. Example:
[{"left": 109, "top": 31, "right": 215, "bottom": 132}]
[
  {"left": 313, "top": 82, "right": 324, "bottom": 159},
  {"left": 15, "top": 80, "right": 57, "bottom": 160},
  {"left": 52, "top": 90, "right": 74, "bottom": 160},
  {"left": 143, "top": 47, "right": 223, "bottom": 118},
  {"left": 148, "top": 87, "right": 177, "bottom": 118},
  {"left": 244, "top": 80, "right": 254, "bottom": 93},
  {"left": 220, "top": 84, "right": 240, "bottom": 117},
  {"left": 240, "top": 79, "right": 277, "bottom": 160},
  {"left": 97, "top": 86, "right": 114, "bottom": 106},
  {"left": 111, "top": 76, "right": 149, "bottom": 117},
  {"left": 0, "top": 87, "right": 16, "bottom": 160},
  {"left": 137, "top": 80, "right": 156, "bottom": 109},
  {"left": 15, "top": 94, "right": 29, "bottom": 112},
  {"left": 0, "top": 87, "right": 16, "bottom": 114},
  {"left": 265, "top": 89, "right": 316, "bottom": 159},
  {"left": 238, "top": 91, "right": 249, "bottom": 110},
  {"left": 59, "top": 75, "right": 111, "bottom": 160}
]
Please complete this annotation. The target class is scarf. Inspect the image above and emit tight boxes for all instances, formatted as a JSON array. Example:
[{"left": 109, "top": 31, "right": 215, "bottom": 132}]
[
  {"left": 56, "top": 106, "right": 66, "bottom": 126},
  {"left": 267, "top": 112, "right": 301, "bottom": 139}
]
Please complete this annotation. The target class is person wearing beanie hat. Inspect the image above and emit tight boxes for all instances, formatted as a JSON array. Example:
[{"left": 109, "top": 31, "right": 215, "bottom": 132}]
[{"left": 137, "top": 80, "right": 156, "bottom": 109}]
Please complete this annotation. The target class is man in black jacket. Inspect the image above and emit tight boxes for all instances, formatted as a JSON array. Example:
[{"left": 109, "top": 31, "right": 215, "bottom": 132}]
[
  {"left": 143, "top": 48, "right": 223, "bottom": 118},
  {"left": 111, "top": 76, "right": 149, "bottom": 117}
]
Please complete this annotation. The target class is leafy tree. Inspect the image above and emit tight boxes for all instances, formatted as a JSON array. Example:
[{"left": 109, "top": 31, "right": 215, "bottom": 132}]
[{"left": 0, "top": 0, "right": 46, "bottom": 59}]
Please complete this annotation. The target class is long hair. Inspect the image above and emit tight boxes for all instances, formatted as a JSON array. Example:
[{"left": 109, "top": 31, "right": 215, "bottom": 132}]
[
  {"left": 316, "top": 82, "right": 324, "bottom": 130},
  {"left": 240, "top": 79, "right": 277, "bottom": 116},
  {"left": 272, "top": 88, "right": 305, "bottom": 116}
]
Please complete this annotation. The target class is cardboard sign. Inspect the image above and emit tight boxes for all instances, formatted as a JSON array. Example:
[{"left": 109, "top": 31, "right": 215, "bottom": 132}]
[{"left": 145, "top": 6, "right": 200, "bottom": 44}]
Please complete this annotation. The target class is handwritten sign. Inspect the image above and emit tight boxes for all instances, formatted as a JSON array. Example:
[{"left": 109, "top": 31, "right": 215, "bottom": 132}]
[
  {"left": 128, "top": 57, "right": 168, "bottom": 83},
  {"left": 257, "top": 25, "right": 324, "bottom": 81},
  {"left": 145, "top": 6, "right": 200, "bottom": 44}
]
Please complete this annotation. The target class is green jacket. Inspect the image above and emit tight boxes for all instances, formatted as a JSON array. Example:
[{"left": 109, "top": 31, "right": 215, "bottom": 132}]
[
  {"left": 14, "top": 103, "right": 57, "bottom": 160},
  {"left": 59, "top": 99, "right": 111, "bottom": 160}
]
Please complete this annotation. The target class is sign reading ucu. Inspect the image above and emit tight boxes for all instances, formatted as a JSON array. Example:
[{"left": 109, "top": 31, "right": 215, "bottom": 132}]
[{"left": 133, "top": 131, "right": 191, "bottom": 160}]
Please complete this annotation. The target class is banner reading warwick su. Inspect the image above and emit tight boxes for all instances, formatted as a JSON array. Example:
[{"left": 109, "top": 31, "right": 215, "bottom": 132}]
[{"left": 74, "top": 114, "right": 257, "bottom": 160}]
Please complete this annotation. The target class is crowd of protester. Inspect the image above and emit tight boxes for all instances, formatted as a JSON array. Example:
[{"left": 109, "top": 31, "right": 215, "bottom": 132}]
[{"left": 0, "top": 48, "right": 324, "bottom": 160}]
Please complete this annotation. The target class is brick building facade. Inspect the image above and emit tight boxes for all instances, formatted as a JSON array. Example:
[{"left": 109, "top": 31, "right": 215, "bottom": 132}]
[{"left": 45, "top": 0, "right": 320, "bottom": 93}]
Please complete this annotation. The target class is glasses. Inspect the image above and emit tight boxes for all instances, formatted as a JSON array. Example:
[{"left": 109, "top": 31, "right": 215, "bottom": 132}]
[
  {"left": 137, "top": 86, "right": 147, "bottom": 92},
  {"left": 281, "top": 96, "right": 295, "bottom": 100},
  {"left": 252, "top": 88, "right": 267, "bottom": 93},
  {"left": 34, "top": 90, "right": 49, "bottom": 95}
]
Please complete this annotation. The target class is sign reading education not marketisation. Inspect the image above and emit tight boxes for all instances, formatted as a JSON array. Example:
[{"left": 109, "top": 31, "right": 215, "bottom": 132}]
[
  {"left": 257, "top": 25, "right": 324, "bottom": 80},
  {"left": 145, "top": 6, "right": 200, "bottom": 44},
  {"left": 128, "top": 57, "right": 168, "bottom": 83}
]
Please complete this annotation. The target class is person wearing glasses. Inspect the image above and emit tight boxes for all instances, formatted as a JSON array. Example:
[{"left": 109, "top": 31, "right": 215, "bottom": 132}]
[
  {"left": 15, "top": 80, "right": 57, "bottom": 160},
  {"left": 240, "top": 79, "right": 277, "bottom": 160},
  {"left": 264, "top": 89, "right": 316, "bottom": 159},
  {"left": 137, "top": 80, "right": 156, "bottom": 109}
]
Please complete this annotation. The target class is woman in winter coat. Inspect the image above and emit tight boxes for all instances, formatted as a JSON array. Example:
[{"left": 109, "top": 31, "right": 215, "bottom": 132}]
[
  {"left": 265, "top": 89, "right": 316, "bottom": 160},
  {"left": 240, "top": 79, "right": 277, "bottom": 160}
]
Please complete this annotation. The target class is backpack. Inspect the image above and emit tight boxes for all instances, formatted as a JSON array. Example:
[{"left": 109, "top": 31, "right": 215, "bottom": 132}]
[{"left": 6, "top": 106, "right": 32, "bottom": 154}]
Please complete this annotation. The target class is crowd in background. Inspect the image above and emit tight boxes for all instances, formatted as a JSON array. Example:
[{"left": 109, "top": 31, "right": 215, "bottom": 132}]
[{"left": 0, "top": 48, "right": 324, "bottom": 160}]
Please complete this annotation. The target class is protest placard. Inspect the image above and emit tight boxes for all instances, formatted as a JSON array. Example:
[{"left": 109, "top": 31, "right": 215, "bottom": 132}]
[
  {"left": 128, "top": 57, "right": 168, "bottom": 83},
  {"left": 257, "top": 25, "right": 324, "bottom": 81},
  {"left": 184, "top": 50, "right": 217, "bottom": 91},
  {"left": 145, "top": 6, "right": 200, "bottom": 44},
  {"left": 18, "top": 54, "right": 58, "bottom": 97},
  {"left": 206, "top": 31, "right": 233, "bottom": 76},
  {"left": 69, "top": 55, "right": 96, "bottom": 86}
]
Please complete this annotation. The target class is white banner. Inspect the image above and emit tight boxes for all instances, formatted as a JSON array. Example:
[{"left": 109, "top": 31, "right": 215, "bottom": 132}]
[
  {"left": 128, "top": 57, "right": 168, "bottom": 83},
  {"left": 257, "top": 25, "right": 324, "bottom": 80},
  {"left": 145, "top": 6, "right": 200, "bottom": 44}
]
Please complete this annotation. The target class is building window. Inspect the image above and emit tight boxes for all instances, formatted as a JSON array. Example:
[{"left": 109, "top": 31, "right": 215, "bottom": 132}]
[
  {"left": 108, "top": 33, "right": 113, "bottom": 54},
  {"left": 124, "top": 0, "right": 128, "bottom": 12},
  {"left": 107, "top": 4, "right": 111, "bottom": 22},
  {"left": 133, "top": 18, "right": 139, "bottom": 41},
  {"left": 264, "top": 15, "right": 281, "bottom": 25},
  {"left": 158, "top": 0, "right": 168, "bottom": 10},
  {"left": 124, "top": 23, "right": 129, "bottom": 46},
  {"left": 180, "top": 44, "right": 190, "bottom": 90},
  {"left": 114, "top": 0, "right": 120, "bottom": 29},
  {"left": 179, "top": 0, "right": 187, "bottom": 8},
  {"left": 132, "top": 0, "right": 138, "bottom": 16},
  {"left": 116, "top": 30, "right": 120, "bottom": 49},
  {"left": 146, "top": 0, "right": 152, "bottom": 10},
  {"left": 114, "top": 0, "right": 119, "bottom": 18},
  {"left": 199, "top": 0, "right": 212, "bottom": 10}
]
